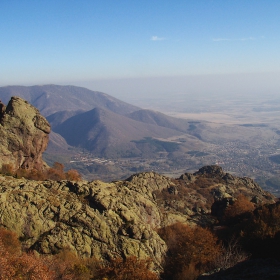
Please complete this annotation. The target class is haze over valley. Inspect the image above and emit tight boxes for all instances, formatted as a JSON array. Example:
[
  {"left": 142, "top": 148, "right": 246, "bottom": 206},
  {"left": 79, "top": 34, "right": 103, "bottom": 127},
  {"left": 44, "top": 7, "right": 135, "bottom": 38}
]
[{"left": 1, "top": 84, "right": 280, "bottom": 196}]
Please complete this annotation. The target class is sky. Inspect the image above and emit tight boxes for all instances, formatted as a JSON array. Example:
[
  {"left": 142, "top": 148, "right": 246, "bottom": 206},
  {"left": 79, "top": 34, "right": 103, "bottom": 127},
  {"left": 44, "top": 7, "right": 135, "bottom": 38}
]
[{"left": 1, "top": 0, "right": 280, "bottom": 99}]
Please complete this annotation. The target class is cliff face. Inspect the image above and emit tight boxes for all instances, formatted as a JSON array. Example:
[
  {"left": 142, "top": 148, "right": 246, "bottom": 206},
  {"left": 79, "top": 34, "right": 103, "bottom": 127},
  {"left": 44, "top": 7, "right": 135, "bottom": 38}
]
[{"left": 0, "top": 97, "right": 50, "bottom": 170}]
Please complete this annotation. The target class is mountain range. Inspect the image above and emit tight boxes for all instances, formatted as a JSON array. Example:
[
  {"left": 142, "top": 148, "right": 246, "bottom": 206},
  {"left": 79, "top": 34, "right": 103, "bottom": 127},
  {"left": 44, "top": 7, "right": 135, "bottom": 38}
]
[
  {"left": 1, "top": 84, "right": 280, "bottom": 186},
  {"left": 0, "top": 85, "right": 206, "bottom": 158},
  {"left": 0, "top": 85, "right": 139, "bottom": 116}
]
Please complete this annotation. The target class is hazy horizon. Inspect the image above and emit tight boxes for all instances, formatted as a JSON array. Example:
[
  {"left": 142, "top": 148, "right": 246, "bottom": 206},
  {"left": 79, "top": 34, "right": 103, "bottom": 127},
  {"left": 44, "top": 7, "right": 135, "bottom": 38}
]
[
  {"left": 1, "top": 0, "right": 280, "bottom": 101},
  {"left": 2, "top": 71, "right": 280, "bottom": 101}
]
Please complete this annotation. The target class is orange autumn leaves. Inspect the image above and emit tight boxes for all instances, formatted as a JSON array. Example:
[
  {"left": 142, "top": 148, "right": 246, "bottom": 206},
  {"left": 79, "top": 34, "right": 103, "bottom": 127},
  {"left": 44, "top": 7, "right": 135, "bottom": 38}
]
[
  {"left": 158, "top": 223, "right": 222, "bottom": 280},
  {"left": 0, "top": 162, "right": 81, "bottom": 181},
  {"left": 0, "top": 227, "right": 158, "bottom": 280}
]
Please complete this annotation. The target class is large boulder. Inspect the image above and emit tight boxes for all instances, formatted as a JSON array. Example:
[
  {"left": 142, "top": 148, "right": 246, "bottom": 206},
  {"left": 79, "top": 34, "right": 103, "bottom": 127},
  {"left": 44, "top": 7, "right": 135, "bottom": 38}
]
[{"left": 0, "top": 97, "right": 50, "bottom": 170}]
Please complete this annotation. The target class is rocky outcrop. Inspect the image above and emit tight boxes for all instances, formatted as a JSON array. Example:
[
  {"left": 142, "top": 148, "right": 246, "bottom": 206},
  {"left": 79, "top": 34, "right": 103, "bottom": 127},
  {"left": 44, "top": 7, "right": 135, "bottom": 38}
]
[
  {"left": 0, "top": 175, "right": 167, "bottom": 268},
  {"left": 0, "top": 166, "right": 276, "bottom": 269},
  {"left": 0, "top": 97, "right": 50, "bottom": 170},
  {"left": 154, "top": 165, "right": 276, "bottom": 226},
  {"left": 194, "top": 165, "right": 225, "bottom": 176}
]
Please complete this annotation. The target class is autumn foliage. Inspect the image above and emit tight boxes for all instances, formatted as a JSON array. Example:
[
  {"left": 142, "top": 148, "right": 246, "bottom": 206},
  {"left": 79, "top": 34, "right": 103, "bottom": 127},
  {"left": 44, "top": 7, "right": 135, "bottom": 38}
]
[
  {"left": 235, "top": 202, "right": 280, "bottom": 259},
  {"left": 0, "top": 199, "right": 280, "bottom": 279},
  {"left": 246, "top": 202, "right": 280, "bottom": 239},
  {"left": 0, "top": 227, "right": 21, "bottom": 255},
  {"left": 223, "top": 194, "right": 255, "bottom": 219},
  {"left": 0, "top": 163, "right": 15, "bottom": 176},
  {"left": 0, "top": 162, "right": 81, "bottom": 181},
  {"left": 96, "top": 256, "right": 158, "bottom": 280},
  {"left": 0, "top": 228, "right": 53, "bottom": 279},
  {"left": 158, "top": 223, "right": 222, "bottom": 280},
  {"left": 217, "top": 198, "right": 280, "bottom": 262},
  {"left": 0, "top": 227, "right": 159, "bottom": 280}
]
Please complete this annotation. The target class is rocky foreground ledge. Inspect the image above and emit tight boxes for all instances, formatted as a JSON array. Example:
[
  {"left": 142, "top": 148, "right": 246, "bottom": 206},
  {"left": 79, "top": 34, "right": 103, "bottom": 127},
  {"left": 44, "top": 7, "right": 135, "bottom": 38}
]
[{"left": 0, "top": 166, "right": 275, "bottom": 269}]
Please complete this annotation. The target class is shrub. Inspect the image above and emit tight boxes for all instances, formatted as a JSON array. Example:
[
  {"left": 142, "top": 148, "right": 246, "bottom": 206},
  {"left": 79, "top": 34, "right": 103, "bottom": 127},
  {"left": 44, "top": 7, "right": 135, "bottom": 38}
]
[
  {"left": 46, "top": 248, "right": 93, "bottom": 280},
  {"left": 249, "top": 203, "right": 280, "bottom": 239},
  {"left": 237, "top": 203, "right": 280, "bottom": 259},
  {"left": 0, "top": 163, "right": 15, "bottom": 176},
  {"left": 9, "top": 252, "right": 53, "bottom": 280},
  {"left": 15, "top": 168, "right": 29, "bottom": 179},
  {"left": 13, "top": 162, "right": 82, "bottom": 181},
  {"left": 66, "top": 169, "right": 82, "bottom": 181},
  {"left": 0, "top": 227, "right": 21, "bottom": 255},
  {"left": 224, "top": 194, "right": 255, "bottom": 219},
  {"left": 27, "top": 168, "right": 46, "bottom": 181},
  {"left": 214, "top": 237, "right": 249, "bottom": 270},
  {"left": 0, "top": 228, "right": 158, "bottom": 279},
  {"left": 96, "top": 256, "right": 158, "bottom": 280},
  {"left": 159, "top": 223, "right": 222, "bottom": 280},
  {"left": 0, "top": 238, "right": 53, "bottom": 279}
]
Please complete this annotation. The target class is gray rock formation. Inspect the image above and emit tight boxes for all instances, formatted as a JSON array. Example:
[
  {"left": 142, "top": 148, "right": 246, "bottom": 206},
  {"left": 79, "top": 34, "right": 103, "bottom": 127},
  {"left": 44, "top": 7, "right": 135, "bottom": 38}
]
[
  {"left": 154, "top": 165, "right": 275, "bottom": 226},
  {"left": 0, "top": 167, "right": 276, "bottom": 269},
  {"left": 0, "top": 97, "right": 50, "bottom": 170},
  {"left": 0, "top": 175, "right": 167, "bottom": 268}
]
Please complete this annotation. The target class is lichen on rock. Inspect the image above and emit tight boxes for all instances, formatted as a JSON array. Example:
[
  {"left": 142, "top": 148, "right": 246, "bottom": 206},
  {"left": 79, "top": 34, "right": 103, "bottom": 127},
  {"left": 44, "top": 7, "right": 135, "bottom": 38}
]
[{"left": 0, "top": 97, "right": 50, "bottom": 170}]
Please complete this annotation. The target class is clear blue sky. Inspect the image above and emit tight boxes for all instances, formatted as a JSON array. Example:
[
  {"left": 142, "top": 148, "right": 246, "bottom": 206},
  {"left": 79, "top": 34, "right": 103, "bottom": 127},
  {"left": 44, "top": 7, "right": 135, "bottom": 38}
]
[{"left": 1, "top": 0, "right": 280, "bottom": 91}]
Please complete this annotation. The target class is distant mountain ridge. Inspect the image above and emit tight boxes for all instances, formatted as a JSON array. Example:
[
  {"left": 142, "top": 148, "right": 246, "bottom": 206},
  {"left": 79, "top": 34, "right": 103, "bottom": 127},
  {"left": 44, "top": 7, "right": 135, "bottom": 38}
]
[
  {"left": 0, "top": 85, "right": 140, "bottom": 116},
  {"left": 53, "top": 106, "right": 187, "bottom": 157},
  {"left": 0, "top": 85, "right": 206, "bottom": 159},
  {"left": 1, "top": 85, "right": 279, "bottom": 189},
  {"left": 0, "top": 85, "right": 275, "bottom": 157},
  {"left": 47, "top": 109, "right": 86, "bottom": 129},
  {"left": 127, "top": 109, "right": 192, "bottom": 132}
]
